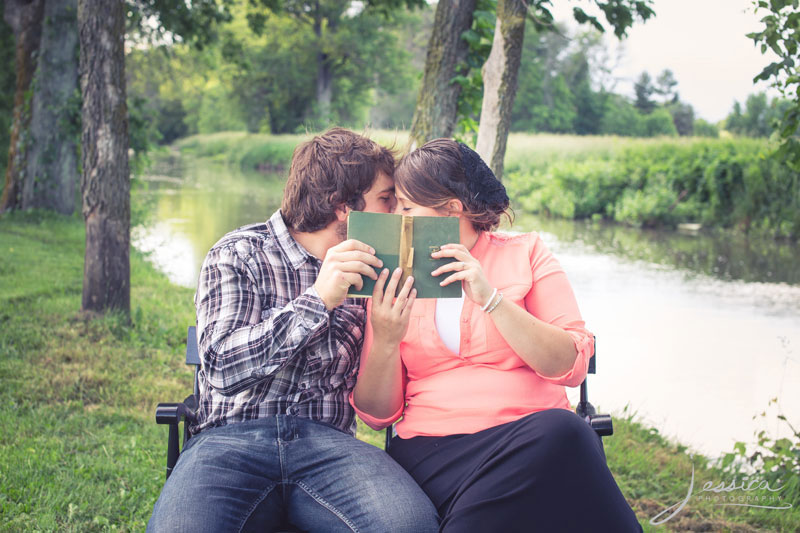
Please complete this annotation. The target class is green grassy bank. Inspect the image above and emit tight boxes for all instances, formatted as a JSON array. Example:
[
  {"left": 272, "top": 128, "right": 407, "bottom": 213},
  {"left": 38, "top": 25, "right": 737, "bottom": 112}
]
[
  {"left": 1, "top": 211, "right": 797, "bottom": 531},
  {"left": 174, "top": 131, "right": 799, "bottom": 241}
]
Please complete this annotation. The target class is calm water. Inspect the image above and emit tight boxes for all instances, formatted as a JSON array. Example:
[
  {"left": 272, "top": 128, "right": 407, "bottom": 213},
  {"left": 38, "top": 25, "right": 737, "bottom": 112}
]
[{"left": 134, "top": 156, "right": 800, "bottom": 461}]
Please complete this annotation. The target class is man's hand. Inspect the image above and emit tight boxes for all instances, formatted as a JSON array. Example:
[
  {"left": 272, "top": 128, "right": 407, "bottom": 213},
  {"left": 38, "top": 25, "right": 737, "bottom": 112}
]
[{"left": 315, "top": 239, "right": 383, "bottom": 310}]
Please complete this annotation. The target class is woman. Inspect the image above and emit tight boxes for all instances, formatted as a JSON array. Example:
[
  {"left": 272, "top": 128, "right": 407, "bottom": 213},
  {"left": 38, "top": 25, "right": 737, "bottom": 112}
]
[{"left": 350, "top": 139, "right": 642, "bottom": 532}]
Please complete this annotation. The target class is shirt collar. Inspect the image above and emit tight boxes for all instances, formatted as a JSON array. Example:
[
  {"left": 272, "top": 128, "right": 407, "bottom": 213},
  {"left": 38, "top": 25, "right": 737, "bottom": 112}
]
[{"left": 268, "top": 210, "right": 316, "bottom": 270}]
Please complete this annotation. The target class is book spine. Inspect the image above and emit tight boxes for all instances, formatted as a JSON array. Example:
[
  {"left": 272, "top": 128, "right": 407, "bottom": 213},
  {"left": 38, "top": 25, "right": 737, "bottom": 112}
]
[{"left": 399, "top": 215, "right": 414, "bottom": 289}]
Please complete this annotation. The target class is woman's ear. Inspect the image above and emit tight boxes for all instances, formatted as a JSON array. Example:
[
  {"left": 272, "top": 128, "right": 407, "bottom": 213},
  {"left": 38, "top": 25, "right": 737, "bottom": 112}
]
[{"left": 446, "top": 199, "right": 464, "bottom": 216}]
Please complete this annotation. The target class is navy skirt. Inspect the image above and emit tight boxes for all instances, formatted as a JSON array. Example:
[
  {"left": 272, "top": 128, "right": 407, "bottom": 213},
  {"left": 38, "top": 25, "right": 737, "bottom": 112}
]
[{"left": 388, "top": 408, "right": 643, "bottom": 532}]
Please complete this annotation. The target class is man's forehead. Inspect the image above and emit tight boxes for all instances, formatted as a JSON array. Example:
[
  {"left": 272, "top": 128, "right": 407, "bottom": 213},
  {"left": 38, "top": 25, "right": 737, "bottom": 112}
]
[{"left": 371, "top": 172, "right": 395, "bottom": 193}]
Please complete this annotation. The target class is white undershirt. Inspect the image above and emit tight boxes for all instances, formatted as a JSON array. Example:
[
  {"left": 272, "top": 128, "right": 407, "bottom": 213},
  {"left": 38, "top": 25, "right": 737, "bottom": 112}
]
[{"left": 435, "top": 290, "right": 465, "bottom": 354}]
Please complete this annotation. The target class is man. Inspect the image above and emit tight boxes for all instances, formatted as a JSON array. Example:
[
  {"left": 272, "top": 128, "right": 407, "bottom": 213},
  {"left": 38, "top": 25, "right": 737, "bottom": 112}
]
[{"left": 148, "top": 128, "right": 438, "bottom": 532}]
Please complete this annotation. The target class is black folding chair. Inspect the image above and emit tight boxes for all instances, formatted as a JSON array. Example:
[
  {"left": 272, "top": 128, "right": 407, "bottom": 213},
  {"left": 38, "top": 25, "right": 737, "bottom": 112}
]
[
  {"left": 156, "top": 329, "right": 613, "bottom": 479},
  {"left": 155, "top": 326, "right": 200, "bottom": 480}
]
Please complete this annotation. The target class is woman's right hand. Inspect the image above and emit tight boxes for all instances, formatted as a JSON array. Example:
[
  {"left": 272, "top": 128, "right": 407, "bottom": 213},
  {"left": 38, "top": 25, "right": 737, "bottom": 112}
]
[{"left": 370, "top": 267, "right": 417, "bottom": 347}]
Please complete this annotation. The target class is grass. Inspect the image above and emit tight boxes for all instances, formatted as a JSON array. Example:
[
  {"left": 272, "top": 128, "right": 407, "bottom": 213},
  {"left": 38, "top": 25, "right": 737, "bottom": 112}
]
[{"left": 1, "top": 208, "right": 797, "bottom": 531}]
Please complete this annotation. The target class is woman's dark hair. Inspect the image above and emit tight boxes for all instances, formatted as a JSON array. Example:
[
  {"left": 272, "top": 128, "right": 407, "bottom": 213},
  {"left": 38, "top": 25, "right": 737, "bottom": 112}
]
[
  {"left": 282, "top": 128, "right": 395, "bottom": 232},
  {"left": 394, "top": 138, "right": 512, "bottom": 232}
]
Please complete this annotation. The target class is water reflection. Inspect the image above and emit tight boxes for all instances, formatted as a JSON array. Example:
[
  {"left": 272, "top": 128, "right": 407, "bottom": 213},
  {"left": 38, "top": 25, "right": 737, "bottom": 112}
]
[
  {"left": 134, "top": 156, "right": 800, "bottom": 461},
  {"left": 134, "top": 158, "right": 286, "bottom": 288},
  {"left": 513, "top": 212, "right": 800, "bottom": 286}
]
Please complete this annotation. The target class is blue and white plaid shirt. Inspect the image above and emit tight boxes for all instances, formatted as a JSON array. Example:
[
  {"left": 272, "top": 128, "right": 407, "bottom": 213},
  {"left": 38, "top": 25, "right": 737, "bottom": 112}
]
[{"left": 192, "top": 210, "right": 366, "bottom": 435}]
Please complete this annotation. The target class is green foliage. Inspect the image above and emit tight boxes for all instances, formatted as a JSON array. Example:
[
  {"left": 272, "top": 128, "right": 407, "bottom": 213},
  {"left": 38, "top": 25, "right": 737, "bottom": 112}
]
[
  {"left": 748, "top": 0, "right": 800, "bottom": 169},
  {"left": 452, "top": 0, "right": 497, "bottom": 145},
  {"left": 506, "top": 136, "right": 800, "bottom": 238},
  {"left": 634, "top": 71, "right": 656, "bottom": 114},
  {"left": 600, "top": 93, "right": 644, "bottom": 136},
  {"left": 125, "top": 0, "right": 417, "bottom": 136},
  {"left": 510, "top": 24, "right": 578, "bottom": 134},
  {"left": 667, "top": 101, "right": 694, "bottom": 136},
  {"left": 642, "top": 107, "right": 678, "bottom": 137},
  {"left": 693, "top": 118, "right": 720, "bottom": 138},
  {"left": 725, "top": 92, "right": 792, "bottom": 138},
  {"left": 125, "top": 0, "right": 235, "bottom": 49},
  {"left": 720, "top": 396, "right": 800, "bottom": 522}
]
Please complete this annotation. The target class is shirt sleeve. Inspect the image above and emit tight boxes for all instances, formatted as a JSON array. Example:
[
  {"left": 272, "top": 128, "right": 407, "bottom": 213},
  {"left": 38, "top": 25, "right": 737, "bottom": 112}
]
[
  {"left": 195, "top": 243, "right": 329, "bottom": 396},
  {"left": 524, "top": 233, "right": 594, "bottom": 388},
  {"left": 349, "top": 300, "right": 406, "bottom": 430}
]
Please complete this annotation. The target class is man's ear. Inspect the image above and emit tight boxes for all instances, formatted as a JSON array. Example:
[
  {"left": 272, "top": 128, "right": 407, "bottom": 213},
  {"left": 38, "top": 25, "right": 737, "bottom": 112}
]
[
  {"left": 446, "top": 199, "right": 464, "bottom": 216},
  {"left": 335, "top": 204, "right": 350, "bottom": 222}
]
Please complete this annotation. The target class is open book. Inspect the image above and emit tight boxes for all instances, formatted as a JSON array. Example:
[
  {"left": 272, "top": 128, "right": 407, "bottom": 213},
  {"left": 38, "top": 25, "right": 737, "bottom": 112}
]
[{"left": 346, "top": 211, "right": 461, "bottom": 298}]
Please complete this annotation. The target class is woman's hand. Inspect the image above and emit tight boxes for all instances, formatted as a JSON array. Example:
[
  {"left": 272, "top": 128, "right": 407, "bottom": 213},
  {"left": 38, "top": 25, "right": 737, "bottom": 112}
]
[
  {"left": 431, "top": 244, "right": 493, "bottom": 307},
  {"left": 370, "top": 267, "right": 417, "bottom": 347}
]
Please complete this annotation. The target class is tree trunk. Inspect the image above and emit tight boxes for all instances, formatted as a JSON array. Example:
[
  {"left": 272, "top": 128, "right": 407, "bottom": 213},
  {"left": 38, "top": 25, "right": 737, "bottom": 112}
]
[
  {"left": 23, "top": 0, "right": 79, "bottom": 214},
  {"left": 316, "top": 53, "right": 333, "bottom": 121},
  {"left": 408, "top": 0, "right": 477, "bottom": 149},
  {"left": 1, "top": 0, "right": 44, "bottom": 212},
  {"left": 78, "top": 0, "right": 130, "bottom": 316},
  {"left": 313, "top": 15, "right": 332, "bottom": 123},
  {"left": 475, "top": 0, "right": 525, "bottom": 181}
]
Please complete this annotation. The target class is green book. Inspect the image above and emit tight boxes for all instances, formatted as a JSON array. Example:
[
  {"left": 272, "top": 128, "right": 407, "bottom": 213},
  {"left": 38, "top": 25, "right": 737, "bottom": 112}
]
[{"left": 346, "top": 211, "right": 461, "bottom": 299}]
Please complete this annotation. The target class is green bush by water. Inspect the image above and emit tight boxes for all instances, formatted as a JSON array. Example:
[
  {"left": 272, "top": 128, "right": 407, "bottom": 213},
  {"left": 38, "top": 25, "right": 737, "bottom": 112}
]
[{"left": 505, "top": 136, "right": 800, "bottom": 239}]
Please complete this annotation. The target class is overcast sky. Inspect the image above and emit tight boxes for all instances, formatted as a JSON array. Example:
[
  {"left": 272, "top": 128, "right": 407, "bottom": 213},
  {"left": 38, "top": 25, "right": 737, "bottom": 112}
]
[{"left": 550, "top": 0, "right": 779, "bottom": 122}]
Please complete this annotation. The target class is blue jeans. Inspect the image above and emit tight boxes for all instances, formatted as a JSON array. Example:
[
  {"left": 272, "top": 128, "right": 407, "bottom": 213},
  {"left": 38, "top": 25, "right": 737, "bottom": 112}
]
[{"left": 147, "top": 415, "right": 439, "bottom": 532}]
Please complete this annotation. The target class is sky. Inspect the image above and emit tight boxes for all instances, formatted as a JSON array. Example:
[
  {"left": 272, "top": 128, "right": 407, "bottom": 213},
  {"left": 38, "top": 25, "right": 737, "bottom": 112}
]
[{"left": 549, "top": 0, "right": 780, "bottom": 122}]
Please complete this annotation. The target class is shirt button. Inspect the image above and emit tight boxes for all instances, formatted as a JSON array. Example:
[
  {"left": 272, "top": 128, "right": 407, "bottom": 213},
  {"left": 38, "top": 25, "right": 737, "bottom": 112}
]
[{"left": 462, "top": 317, "right": 468, "bottom": 323}]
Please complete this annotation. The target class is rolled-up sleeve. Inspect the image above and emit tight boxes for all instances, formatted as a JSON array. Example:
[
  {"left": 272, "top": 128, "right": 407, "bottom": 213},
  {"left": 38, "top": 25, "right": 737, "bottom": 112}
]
[
  {"left": 524, "top": 234, "right": 594, "bottom": 388},
  {"left": 195, "top": 244, "right": 328, "bottom": 396}
]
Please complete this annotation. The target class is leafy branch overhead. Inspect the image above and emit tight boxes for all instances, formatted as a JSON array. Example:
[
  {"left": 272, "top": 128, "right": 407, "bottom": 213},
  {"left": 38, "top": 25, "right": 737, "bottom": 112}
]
[{"left": 748, "top": 0, "right": 800, "bottom": 168}]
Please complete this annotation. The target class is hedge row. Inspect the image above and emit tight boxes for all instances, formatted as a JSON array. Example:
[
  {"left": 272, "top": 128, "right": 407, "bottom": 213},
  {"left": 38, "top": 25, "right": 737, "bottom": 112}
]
[{"left": 505, "top": 138, "right": 800, "bottom": 239}]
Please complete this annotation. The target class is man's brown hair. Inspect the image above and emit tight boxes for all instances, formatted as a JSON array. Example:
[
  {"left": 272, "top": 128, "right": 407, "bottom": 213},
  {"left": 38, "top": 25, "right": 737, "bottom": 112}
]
[{"left": 282, "top": 128, "right": 395, "bottom": 232}]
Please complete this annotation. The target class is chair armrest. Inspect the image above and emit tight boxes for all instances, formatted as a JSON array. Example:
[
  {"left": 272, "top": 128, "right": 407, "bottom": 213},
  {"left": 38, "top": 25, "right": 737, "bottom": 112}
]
[
  {"left": 155, "top": 396, "right": 198, "bottom": 480},
  {"left": 587, "top": 413, "right": 613, "bottom": 437},
  {"left": 155, "top": 396, "right": 197, "bottom": 425}
]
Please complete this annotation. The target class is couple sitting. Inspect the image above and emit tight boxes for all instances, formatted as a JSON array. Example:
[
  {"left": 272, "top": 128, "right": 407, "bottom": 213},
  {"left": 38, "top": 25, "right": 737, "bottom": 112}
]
[{"left": 148, "top": 128, "right": 642, "bottom": 532}]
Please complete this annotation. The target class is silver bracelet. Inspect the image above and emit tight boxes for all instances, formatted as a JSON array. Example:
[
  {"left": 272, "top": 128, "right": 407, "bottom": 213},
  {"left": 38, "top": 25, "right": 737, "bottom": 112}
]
[
  {"left": 486, "top": 292, "right": 504, "bottom": 313},
  {"left": 480, "top": 288, "right": 498, "bottom": 312}
]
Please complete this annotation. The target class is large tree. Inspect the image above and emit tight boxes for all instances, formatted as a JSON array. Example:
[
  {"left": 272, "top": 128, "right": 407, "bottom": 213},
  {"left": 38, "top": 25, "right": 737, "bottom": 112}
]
[
  {"left": 2, "top": 0, "right": 80, "bottom": 215},
  {"left": 78, "top": 0, "right": 131, "bottom": 314},
  {"left": 408, "top": 0, "right": 479, "bottom": 148},
  {"left": 1, "top": 0, "right": 44, "bottom": 212},
  {"left": 475, "top": 0, "right": 525, "bottom": 178}
]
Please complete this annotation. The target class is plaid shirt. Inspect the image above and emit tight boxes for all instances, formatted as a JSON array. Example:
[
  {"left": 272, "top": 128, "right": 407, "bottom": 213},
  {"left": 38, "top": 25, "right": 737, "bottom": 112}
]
[{"left": 192, "top": 210, "right": 366, "bottom": 436}]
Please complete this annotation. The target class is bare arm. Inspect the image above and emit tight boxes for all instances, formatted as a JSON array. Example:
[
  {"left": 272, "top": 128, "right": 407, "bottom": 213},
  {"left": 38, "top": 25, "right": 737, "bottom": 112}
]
[
  {"left": 432, "top": 242, "right": 578, "bottom": 378},
  {"left": 352, "top": 268, "right": 416, "bottom": 421}
]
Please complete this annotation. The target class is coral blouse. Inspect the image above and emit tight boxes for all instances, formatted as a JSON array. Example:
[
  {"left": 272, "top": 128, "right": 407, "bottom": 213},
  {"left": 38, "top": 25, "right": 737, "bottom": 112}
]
[{"left": 350, "top": 230, "right": 594, "bottom": 438}]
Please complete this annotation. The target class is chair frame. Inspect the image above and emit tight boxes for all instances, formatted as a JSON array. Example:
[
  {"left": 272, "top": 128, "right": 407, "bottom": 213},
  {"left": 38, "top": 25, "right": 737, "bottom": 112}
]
[{"left": 156, "top": 327, "right": 613, "bottom": 479}]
